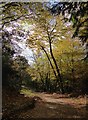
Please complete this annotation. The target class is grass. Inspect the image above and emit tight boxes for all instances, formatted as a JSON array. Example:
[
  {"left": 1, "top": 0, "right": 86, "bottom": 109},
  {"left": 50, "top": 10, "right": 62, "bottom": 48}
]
[{"left": 20, "top": 88, "right": 36, "bottom": 97}]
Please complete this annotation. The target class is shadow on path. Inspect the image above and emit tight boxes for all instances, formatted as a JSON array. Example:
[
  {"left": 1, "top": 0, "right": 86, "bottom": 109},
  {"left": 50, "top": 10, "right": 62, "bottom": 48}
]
[{"left": 2, "top": 93, "right": 87, "bottom": 119}]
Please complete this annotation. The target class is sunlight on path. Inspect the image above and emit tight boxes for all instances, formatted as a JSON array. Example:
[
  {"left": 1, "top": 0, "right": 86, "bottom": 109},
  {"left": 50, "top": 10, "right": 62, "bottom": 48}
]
[
  {"left": 19, "top": 91, "right": 87, "bottom": 118},
  {"left": 37, "top": 93, "right": 86, "bottom": 108}
]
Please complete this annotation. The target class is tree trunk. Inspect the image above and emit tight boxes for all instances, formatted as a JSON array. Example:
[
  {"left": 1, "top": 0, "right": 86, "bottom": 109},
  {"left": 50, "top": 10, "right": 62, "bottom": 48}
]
[
  {"left": 49, "top": 37, "right": 64, "bottom": 94},
  {"left": 41, "top": 45, "right": 57, "bottom": 80}
]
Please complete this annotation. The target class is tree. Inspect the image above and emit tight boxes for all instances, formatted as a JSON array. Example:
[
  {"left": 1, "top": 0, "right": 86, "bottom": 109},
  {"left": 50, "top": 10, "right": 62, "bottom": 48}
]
[
  {"left": 47, "top": 2, "right": 88, "bottom": 60},
  {"left": 2, "top": 29, "right": 15, "bottom": 87},
  {"left": 54, "top": 38, "right": 88, "bottom": 94},
  {"left": 1, "top": 2, "right": 87, "bottom": 94},
  {"left": 26, "top": 5, "right": 73, "bottom": 93},
  {"left": 1, "top": 4, "right": 31, "bottom": 91},
  {"left": 29, "top": 52, "right": 51, "bottom": 92}
]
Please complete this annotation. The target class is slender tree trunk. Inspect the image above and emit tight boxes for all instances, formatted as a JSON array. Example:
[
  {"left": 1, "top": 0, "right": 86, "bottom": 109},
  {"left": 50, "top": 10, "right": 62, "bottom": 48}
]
[
  {"left": 41, "top": 45, "right": 57, "bottom": 80},
  {"left": 49, "top": 38, "right": 64, "bottom": 94},
  {"left": 71, "top": 52, "right": 75, "bottom": 92},
  {"left": 41, "top": 46, "right": 59, "bottom": 91}
]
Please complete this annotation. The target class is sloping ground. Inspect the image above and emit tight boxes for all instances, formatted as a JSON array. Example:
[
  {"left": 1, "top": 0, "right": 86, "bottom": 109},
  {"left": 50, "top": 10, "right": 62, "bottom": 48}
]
[
  {"left": 15, "top": 100, "right": 86, "bottom": 119},
  {"left": 2, "top": 88, "right": 36, "bottom": 120},
  {"left": 2, "top": 89, "right": 87, "bottom": 119}
]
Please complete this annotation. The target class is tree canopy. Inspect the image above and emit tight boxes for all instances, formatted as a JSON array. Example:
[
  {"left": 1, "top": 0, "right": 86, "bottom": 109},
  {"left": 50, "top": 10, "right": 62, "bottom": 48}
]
[
  {"left": 47, "top": 2, "right": 88, "bottom": 59},
  {"left": 1, "top": 2, "right": 88, "bottom": 94}
]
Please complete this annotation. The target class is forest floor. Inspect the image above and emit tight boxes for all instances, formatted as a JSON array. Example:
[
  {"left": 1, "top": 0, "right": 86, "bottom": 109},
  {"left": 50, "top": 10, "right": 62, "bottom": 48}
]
[{"left": 2, "top": 88, "right": 87, "bottom": 119}]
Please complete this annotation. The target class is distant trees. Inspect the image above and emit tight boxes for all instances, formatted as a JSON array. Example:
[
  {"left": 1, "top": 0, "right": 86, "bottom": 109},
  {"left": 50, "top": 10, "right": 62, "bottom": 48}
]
[
  {"left": 27, "top": 38, "right": 87, "bottom": 94},
  {"left": 53, "top": 39, "right": 87, "bottom": 93}
]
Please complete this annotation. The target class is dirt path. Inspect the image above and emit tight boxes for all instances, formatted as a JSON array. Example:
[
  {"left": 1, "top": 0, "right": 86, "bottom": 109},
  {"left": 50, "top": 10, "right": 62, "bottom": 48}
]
[
  {"left": 3, "top": 92, "right": 87, "bottom": 119},
  {"left": 36, "top": 93, "right": 86, "bottom": 108},
  {"left": 15, "top": 93, "right": 87, "bottom": 119}
]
